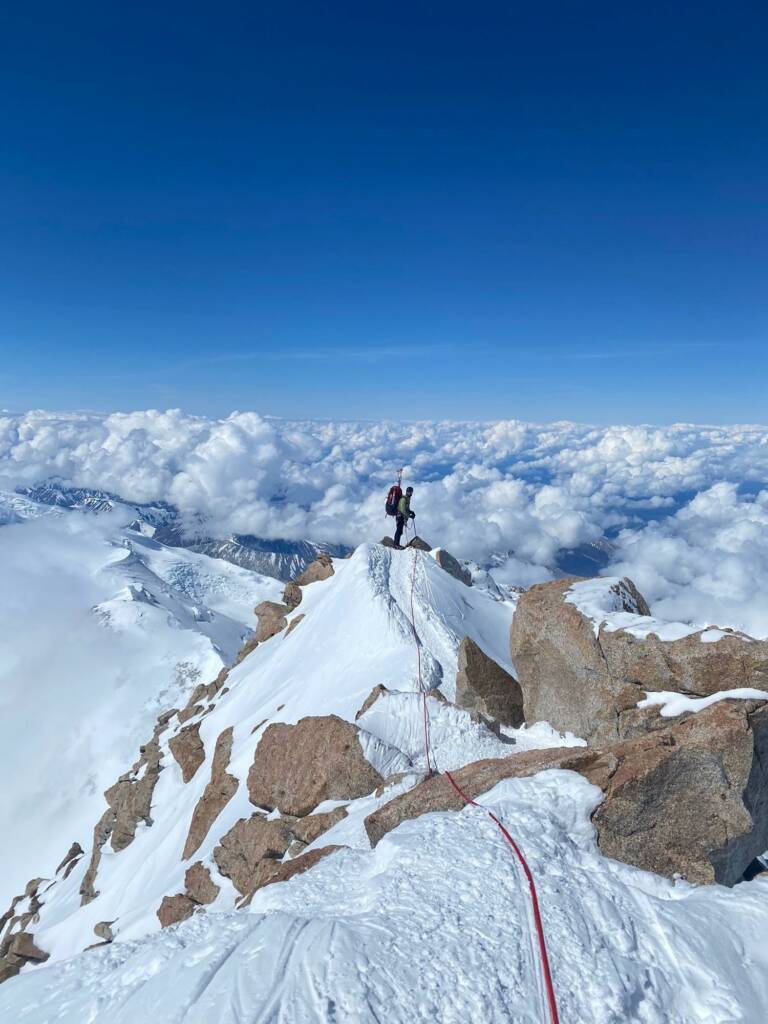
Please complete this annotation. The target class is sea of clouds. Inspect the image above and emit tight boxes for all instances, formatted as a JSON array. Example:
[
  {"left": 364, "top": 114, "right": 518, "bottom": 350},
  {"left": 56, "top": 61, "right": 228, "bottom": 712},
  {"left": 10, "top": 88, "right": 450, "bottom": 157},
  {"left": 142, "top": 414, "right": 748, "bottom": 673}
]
[{"left": 2, "top": 409, "right": 767, "bottom": 636}]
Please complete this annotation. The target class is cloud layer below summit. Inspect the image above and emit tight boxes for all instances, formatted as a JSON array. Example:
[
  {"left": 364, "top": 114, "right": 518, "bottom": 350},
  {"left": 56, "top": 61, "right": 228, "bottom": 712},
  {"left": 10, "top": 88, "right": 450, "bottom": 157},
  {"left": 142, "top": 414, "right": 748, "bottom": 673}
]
[{"left": 2, "top": 409, "right": 767, "bottom": 635}]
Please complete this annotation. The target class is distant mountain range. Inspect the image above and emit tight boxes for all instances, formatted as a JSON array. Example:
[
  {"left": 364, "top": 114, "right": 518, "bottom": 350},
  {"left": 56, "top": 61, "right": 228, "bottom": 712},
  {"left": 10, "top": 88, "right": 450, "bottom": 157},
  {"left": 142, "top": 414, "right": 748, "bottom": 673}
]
[{"left": 16, "top": 482, "right": 348, "bottom": 581}]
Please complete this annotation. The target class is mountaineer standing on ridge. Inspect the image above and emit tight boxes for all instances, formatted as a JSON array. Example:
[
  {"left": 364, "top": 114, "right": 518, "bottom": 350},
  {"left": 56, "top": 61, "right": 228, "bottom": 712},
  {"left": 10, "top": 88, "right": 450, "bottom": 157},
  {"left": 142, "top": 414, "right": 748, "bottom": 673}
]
[{"left": 394, "top": 486, "right": 415, "bottom": 547}]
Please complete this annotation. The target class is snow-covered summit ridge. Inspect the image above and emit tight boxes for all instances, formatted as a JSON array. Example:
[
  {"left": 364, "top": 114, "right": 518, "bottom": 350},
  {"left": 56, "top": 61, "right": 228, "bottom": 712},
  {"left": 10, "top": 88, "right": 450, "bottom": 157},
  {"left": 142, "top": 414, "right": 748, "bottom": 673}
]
[
  {"left": 2, "top": 532, "right": 768, "bottom": 1022},
  {"left": 0, "top": 541, "right": 530, "bottom": 976}
]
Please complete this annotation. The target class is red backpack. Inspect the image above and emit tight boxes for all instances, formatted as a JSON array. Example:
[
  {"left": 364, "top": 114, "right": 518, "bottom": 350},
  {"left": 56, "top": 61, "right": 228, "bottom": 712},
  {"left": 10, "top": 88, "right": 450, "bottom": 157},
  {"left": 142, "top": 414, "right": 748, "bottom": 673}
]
[{"left": 385, "top": 484, "right": 402, "bottom": 517}]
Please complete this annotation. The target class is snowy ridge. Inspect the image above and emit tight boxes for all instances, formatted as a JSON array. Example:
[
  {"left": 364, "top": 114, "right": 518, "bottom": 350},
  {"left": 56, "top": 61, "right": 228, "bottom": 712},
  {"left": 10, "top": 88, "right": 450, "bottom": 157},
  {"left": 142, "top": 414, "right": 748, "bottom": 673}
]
[
  {"left": 2, "top": 538, "right": 768, "bottom": 1022},
  {"left": 0, "top": 544, "right": 523, "bottom": 964},
  {"left": 0, "top": 503, "right": 282, "bottom": 908}
]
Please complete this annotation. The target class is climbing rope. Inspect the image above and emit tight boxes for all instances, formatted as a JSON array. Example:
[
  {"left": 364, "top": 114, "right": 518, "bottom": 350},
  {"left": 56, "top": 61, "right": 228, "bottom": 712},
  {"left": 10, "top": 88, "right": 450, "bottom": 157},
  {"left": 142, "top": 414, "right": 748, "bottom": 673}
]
[{"left": 407, "top": 548, "right": 561, "bottom": 1024}]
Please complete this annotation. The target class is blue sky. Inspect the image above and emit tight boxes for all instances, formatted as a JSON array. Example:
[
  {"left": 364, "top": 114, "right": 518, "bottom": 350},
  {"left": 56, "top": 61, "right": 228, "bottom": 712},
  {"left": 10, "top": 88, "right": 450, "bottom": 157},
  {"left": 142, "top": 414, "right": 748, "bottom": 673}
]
[{"left": 1, "top": 2, "right": 766, "bottom": 422}]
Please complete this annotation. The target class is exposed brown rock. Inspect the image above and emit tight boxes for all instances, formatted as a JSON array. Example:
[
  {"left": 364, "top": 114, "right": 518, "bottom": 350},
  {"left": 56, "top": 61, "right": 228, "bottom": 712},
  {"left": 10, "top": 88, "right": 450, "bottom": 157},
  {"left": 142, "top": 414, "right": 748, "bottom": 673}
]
[
  {"left": 169, "top": 722, "right": 205, "bottom": 783},
  {"left": 374, "top": 771, "right": 415, "bottom": 798},
  {"left": 177, "top": 703, "right": 203, "bottom": 724},
  {"left": 355, "top": 684, "right": 390, "bottom": 720},
  {"left": 8, "top": 932, "right": 49, "bottom": 962},
  {"left": 80, "top": 708, "right": 174, "bottom": 906},
  {"left": 294, "top": 555, "right": 334, "bottom": 587},
  {"left": 105, "top": 731, "right": 163, "bottom": 852},
  {"left": 511, "top": 577, "right": 655, "bottom": 745},
  {"left": 178, "top": 670, "right": 228, "bottom": 722},
  {"left": 433, "top": 549, "right": 471, "bottom": 586},
  {"left": 594, "top": 699, "right": 768, "bottom": 886},
  {"left": 182, "top": 727, "right": 239, "bottom": 860},
  {"left": 284, "top": 614, "right": 305, "bottom": 638},
  {"left": 364, "top": 747, "right": 609, "bottom": 846},
  {"left": 238, "top": 845, "right": 344, "bottom": 906},
  {"left": 185, "top": 863, "right": 220, "bottom": 905},
  {"left": 248, "top": 715, "right": 383, "bottom": 816},
  {"left": 406, "top": 537, "right": 432, "bottom": 551},
  {"left": 157, "top": 894, "right": 196, "bottom": 928},
  {"left": 0, "top": 960, "right": 22, "bottom": 984},
  {"left": 214, "top": 815, "right": 296, "bottom": 894},
  {"left": 379, "top": 536, "right": 398, "bottom": 548},
  {"left": 80, "top": 807, "right": 115, "bottom": 905},
  {"left": 287, "top": 806, "right": 348, "bottom": 844},
  {"left": 512, "top": 577, "right": 768, "bottom": 746},
  {"left": 93, "top": 921, "right": 114, "bottom": 942},
  {"left": 282, "top": 582, "right": 303, "bottom": 610},
  {"left": 254, "top": 600, "right": 289, "bottom": 642},
  {"left": 360, "top": 695, "right": 766, "bottom": 886},
  {"left": 56, "top": 842, "right": 83, "bottom": 876},
  {"left": 233, "top": 634, "right": 259, "bottom": 666},
  {"left": 455, "top": 637, "right": 524, "bottom": 727},
  {"left": 600, "top": 627, "right": 768, "bottom": 700}
]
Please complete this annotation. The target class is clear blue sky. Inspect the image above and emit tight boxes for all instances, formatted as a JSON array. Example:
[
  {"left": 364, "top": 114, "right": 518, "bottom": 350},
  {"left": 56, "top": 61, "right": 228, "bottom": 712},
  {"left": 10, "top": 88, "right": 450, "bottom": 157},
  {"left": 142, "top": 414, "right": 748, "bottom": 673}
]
[{"left": 1, "top": 2, "right": 766, "bottom": 422}]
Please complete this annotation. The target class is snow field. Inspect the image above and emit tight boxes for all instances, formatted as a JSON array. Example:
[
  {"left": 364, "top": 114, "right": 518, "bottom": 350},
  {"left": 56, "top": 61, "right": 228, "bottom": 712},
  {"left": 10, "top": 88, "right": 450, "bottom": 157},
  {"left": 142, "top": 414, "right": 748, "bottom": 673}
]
[
  {"left": 4, "top": 772, "right": 768, "bottom": 1023},
  {"left": 4, "top": 536, "right": 768, "bottom": 1023}
]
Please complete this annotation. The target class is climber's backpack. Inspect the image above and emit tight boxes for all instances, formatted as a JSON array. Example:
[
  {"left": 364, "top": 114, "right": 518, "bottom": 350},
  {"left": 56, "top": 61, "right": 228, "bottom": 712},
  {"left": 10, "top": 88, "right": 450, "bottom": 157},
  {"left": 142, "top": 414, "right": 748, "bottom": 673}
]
[{"left": 385, "top": 484, "right": 402, "bottom": 517}]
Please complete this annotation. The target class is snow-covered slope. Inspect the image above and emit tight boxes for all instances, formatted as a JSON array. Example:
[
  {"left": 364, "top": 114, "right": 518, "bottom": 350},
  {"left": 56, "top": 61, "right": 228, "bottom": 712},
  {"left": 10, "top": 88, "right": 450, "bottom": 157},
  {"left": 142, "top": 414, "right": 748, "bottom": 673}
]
[
  {"left": 0, "top": 544, "right": 525, "bottom": 958},
  {"left": 0, "top": 501, "right": 281, "bottom": 909},
  {"left": 2, "top": 539, "right": 768, "bottom": 1023},
  {"left": 5, "top": 771, "right": 768, "bottom": 1024}
]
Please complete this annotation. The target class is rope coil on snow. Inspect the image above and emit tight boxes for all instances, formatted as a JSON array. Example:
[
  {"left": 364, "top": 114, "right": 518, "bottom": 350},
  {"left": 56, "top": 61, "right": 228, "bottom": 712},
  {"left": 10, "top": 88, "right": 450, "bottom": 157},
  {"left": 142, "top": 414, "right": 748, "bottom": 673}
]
[{"left": 407, "top": 548, "right": 561, "bottom": 1024}]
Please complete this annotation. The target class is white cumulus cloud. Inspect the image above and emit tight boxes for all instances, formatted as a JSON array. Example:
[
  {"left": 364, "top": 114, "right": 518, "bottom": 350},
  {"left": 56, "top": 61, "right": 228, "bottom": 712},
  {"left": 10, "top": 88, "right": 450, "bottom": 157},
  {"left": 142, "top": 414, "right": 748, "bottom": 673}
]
[{"left": 1, "top": 410, "right": 767, "bottom": 635}]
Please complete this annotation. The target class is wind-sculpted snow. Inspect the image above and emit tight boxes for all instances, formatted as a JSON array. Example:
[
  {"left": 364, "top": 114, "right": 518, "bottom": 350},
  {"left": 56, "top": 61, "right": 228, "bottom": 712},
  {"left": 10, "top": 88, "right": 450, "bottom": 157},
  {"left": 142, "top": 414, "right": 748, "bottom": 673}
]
[
  {"left": 1, "top": 410, "right": 768, "bottom": 634},
  {"left": 2, "top": 773, "right": 767, "bottom": 1024}
]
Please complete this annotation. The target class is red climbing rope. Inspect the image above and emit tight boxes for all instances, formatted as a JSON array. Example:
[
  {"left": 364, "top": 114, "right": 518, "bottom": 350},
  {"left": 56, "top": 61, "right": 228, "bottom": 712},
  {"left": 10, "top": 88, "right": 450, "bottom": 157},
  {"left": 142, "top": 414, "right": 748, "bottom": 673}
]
[{"left": 407, "top": 548, "right": 561, "bottom": 1024}]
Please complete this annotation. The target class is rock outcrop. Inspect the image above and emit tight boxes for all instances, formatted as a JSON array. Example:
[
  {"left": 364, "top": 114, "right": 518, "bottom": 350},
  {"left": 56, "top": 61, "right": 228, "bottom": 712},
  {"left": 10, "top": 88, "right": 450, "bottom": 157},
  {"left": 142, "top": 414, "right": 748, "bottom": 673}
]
[
  {"left": 213, "top": 805, "right": 348, "bottom": 896},
  {"left": 80, "top": 709, "right": 174, "bottom": 904},
  {"left": 182, "top": 727, "right": 239, "bottom": 860},
  {"left": 0, "top": 878, "right": 51, "bottom": 982},
  {"left": 184, "top": 863, "right": 220, "bottom": 906},
  {"left": 293, "top": 555, "right": 334, "bottom": 587},
  {"left": 248, "top": 716, "right": 383, "bottom": 816},
  {"left": 601, "top": 628, "right": 768, "bottom": 701},
  {"left": 157, "top": 893, "right": 196, "bottom": 929},
  {"left": 364, "top": 747, "right": 611, "bottom": 846},
  {"left": 156, "top": 862, "right": 221, "bottom": 929},
  {"left": 177, "top": 668, "right": 228, "bottom": 723},
  {"left": 55, "top": 842, "right": 83, "bottom": 879},
  {"left": 365, "top": 694, "right": 768, "bottom": 887},
  {"left": 254, "top": 601, "right": 290, "bottom": 643},
  {"left": 510, "top": 576, "right": 768, "bottom": 745},
  {"left": 282, "top": 581, "right": 303, "bottom": 610},
  {"left": 594, "top": 699, "right": 768, "bottom": 886},
  {"left": 284, "top": 614, "right": 304, "bottom": 638},
  {"left": 433, "top": 549, "right": 472, "bottom": 586},
  {"left": 237, "top": 845, "right": 344, "bottom": 907},
  {"left": 355, "top": 684, "right": 390, "bottom": 721},
  {"left": 407, "top": 537, "right": 432, "bottom": 551},
  {"left": 214, "top": 816, "right": 297, "bottom": 895},
  {"left": 168, "top": 722, "right": 205, "bottom": 782},
  {"left": 455, "top": 637, "right": 524, "bottom": 727}
]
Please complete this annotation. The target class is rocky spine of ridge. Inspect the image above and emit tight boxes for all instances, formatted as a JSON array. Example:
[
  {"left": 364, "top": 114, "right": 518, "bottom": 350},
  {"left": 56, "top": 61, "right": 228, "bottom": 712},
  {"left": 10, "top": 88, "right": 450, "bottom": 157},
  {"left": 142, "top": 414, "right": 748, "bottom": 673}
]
[
  {"left": 0, "top": 557, "right": 339, "bottom": 978},
  {"left": 2, "top": 548, "right": 768, "bottom": 984}
]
